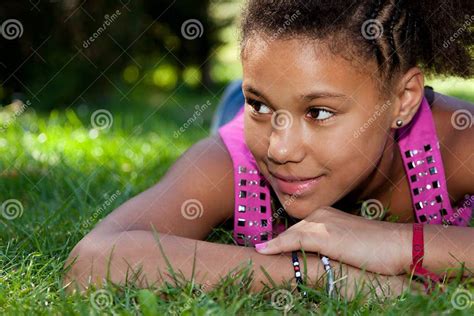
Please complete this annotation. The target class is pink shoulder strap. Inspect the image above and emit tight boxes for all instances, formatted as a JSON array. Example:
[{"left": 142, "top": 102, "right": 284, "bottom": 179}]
[
  {"left": 396, "top": 96, "right": 472, "bottom": 226},
  {"left": 218, "top": 106, "right": 285, "bottom": 246}
]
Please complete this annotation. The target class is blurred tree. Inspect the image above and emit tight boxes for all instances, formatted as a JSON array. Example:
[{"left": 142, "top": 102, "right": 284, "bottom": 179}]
[{"left": 0, "top": 0, "right": 237, "bottom": 109}]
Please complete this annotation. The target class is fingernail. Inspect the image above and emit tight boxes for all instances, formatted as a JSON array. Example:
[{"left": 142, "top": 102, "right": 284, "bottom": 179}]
[{"left": 255, "top": 243, "right": 267, "bottom": 251}]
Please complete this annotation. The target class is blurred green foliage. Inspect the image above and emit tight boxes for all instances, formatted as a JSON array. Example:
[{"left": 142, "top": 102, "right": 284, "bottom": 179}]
[{"left": 0, "top": 0, "right": 243, "bottom": 110}]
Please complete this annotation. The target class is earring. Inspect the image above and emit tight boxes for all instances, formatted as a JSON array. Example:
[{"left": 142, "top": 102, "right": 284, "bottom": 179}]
[{"left": 396, "top": 119, "right": 403, "bottom": 127}]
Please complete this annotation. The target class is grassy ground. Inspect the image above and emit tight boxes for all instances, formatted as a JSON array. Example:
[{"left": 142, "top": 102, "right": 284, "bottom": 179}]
[{"left": 0, "top": 81, "right": 473, "bottom": 315}]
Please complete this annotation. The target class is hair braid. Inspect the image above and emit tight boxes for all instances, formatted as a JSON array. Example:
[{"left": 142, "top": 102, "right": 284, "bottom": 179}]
[
  {"left": 386, "top": 2, "right": 402, "bottom": 72},
  {"left": 241, "top": 0, "right": 474, "bottom": 92}
]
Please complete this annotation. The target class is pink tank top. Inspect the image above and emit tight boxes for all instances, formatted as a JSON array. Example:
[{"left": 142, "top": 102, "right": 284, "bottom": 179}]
[{"left": 218, "top": 96, "right": 473, "bottom": 247}]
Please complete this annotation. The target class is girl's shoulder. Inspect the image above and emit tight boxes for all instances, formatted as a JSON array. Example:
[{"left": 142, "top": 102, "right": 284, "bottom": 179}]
[{"left": 431, "top": 92, "right": 473, "bottom": 202}]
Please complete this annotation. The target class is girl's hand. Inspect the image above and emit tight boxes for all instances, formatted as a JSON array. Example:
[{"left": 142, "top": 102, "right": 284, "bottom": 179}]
[{"left": 255, "top": 206, "right": 411, "bottom": 275}]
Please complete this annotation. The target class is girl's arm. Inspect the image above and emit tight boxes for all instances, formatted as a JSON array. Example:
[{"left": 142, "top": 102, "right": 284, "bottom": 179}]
[
  {"left": 84, "top": 134, "right": 236, "bottom": 240},
  {"left": 399, "top": 223, "right": 474, "bottom": 278},
  {"left": 252, "top": 206, "right": 473, "bottom": 280},
  {"left": 64, "top": 229, "right": 418, "bottom": 300}
]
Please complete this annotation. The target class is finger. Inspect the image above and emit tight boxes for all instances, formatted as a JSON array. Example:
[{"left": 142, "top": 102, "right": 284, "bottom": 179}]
[{"left": 255, "top": 229, "right": 321, "bottom": 255}]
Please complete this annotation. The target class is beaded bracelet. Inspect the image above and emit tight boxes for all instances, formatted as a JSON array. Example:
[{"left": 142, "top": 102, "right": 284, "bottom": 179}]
[
  {"left": 291, "top": 251, "right": 308, "bottom": 297},
  {"left": 321, "top": 256, "right": 334, "bottom": 298}
]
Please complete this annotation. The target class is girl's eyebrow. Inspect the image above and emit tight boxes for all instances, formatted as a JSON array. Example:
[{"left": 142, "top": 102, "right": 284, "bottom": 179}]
[
  {"left": 243, "top": 84, "right": 347, "bottom": 101},
  {"left": 300, "top": 91, "right": 348, "bottom": 101},
  {"left": 243, "top": 85, "right": 266, "bottom": 99}
]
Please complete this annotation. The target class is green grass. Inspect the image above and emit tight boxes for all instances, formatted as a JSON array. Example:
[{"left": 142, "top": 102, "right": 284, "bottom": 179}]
[{"left": 0, "top": 83, "right": 473, "bottom": 315}]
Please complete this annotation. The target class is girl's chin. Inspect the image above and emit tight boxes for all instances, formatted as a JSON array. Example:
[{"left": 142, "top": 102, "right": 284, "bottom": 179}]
[
  {"left": 277, "top": 195, "right": 327, "bottom": 219},
  {"left": 280, "top": 204, "right": 312, "bottom": 220}
]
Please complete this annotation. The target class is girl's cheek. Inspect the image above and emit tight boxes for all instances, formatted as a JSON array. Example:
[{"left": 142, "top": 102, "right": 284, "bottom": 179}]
[{"left": 245, "top": 120, "right": 271, "bottom": 151}]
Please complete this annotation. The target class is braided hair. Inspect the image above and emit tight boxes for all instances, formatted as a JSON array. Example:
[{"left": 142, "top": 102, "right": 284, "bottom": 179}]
[{"left": 240, "top": 0, "right": 473, "bottom": 93}]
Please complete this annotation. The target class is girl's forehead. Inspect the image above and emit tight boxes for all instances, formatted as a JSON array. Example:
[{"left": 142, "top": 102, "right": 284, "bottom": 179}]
[
  {"left": 242, "top": 35, "right": 331, "bottom": 64},
  {"left": 242, "top": 38, "right": 378, "bottom": 102}
]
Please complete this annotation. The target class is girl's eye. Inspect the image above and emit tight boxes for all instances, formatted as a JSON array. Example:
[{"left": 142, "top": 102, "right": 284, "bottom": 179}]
[
  {"left": 307, "top": 108, "right": 334, "bottom": 121},
  {"left": 246, "top": 99, "right": 272, "bottom": 114}
]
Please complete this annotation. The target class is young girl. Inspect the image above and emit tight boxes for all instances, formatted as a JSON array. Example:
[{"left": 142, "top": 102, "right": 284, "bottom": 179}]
[{"left": 65, "top": 0, "right": 473, "bottom": 299}]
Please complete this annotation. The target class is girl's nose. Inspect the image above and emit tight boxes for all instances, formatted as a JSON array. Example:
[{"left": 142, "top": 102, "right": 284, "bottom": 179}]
[{"left": 267, "top": 115, "right": 305, "bottom": 164}]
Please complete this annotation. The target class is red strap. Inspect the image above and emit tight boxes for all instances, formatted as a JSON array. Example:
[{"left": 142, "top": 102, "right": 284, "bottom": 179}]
[{"left": 410, "top": 223, "right": 442, "bottom": 293}]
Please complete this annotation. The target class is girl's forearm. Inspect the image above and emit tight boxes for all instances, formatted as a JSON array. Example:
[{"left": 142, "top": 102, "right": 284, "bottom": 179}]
[
  {"left": 400, "top": 224, "right": 474, "bottom": 278},
  {"left": 65, "top": 230, "right": 300, "bottom": 292},
  {"left": 64, "top": 231, "right": 416, "bottom": 299}
]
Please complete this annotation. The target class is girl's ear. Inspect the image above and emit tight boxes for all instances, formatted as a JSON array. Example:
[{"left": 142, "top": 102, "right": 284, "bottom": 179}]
[{"left": 391, "top": 67, "right": 425, "bottom": 129}]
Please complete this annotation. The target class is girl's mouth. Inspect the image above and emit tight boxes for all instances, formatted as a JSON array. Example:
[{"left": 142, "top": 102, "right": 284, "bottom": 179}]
[{"left": 269, "top": 172, "right": 323, "bottom": 196}]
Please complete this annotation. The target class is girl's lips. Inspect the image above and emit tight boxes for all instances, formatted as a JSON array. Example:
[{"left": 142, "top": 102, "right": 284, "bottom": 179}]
[{"left": 273, "top": 175, "right": 323, "bottom": 196}]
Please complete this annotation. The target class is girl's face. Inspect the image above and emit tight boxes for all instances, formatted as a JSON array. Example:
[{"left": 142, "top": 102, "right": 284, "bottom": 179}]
[{"left": 242, "top": 36, "right": 396, "bottom": 219}]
